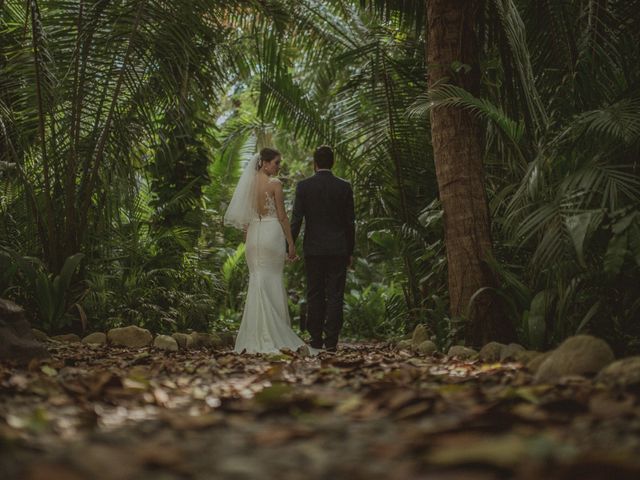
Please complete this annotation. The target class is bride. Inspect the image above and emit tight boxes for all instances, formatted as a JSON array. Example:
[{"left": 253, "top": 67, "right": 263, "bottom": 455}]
[{"left": 224, "top": 147, "right": 313, "bottom": 354}]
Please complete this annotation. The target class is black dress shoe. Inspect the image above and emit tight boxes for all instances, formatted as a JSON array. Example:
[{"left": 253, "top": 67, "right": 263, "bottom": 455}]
[{"left": 324, "top": 345, "right": 337, "bottom": 353}]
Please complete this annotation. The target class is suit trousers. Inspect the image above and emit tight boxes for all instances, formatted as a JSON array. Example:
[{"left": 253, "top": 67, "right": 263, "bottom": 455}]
[{"left": 304, "top": 255, "right": 348, "bottom": 349}]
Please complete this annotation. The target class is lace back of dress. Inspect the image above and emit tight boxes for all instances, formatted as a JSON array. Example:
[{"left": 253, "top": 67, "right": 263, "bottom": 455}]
[
  {"left": 256, "top": 177, "right": 278, "bottom": 219},
  {"left": 262, "top": 191, "right": 277, "bottom": 218}
]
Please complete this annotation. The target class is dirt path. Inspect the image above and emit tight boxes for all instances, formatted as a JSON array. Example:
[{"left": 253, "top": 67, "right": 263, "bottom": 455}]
[{"left": 1, "top": 341, "right": 640, "bottom": 479}]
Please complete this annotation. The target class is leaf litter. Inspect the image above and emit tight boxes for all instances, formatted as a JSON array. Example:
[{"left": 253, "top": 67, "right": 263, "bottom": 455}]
[{"left": 1, "top": 341, "right": 640, "bottom": 479}]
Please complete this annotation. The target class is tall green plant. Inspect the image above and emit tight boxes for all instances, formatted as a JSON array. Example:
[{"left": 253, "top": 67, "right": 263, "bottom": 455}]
[
  {"left": 1, "top": 248, "right": 85, "bottom": 331},
  {"left": 253, "top": 0, "right": 640, "bottom": 349},
  {"left": 0, "top": 0, "right": 251, "bottom": 270}
]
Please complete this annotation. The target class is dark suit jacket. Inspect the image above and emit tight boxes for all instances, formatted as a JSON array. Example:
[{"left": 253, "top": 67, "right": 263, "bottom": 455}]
[{"left": 291, "top": 170, "right": 355, "bottom": 257}]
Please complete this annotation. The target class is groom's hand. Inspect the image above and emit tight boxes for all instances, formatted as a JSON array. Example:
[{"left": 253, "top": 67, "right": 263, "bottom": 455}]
[
  {"left": 348, "top": 256, "right": 354, "bottom": 269},
  {"left": 287, "top": 244, "right": 299, "bottom": 262}
]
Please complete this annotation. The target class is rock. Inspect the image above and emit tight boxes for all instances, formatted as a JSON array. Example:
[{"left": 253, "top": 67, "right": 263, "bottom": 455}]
[
  {"left": 218, "top": 331, "right": 236, "bottom": 348},
  {"left": 517, "top": 350, "right": 542, "bottom": 364},
  {"left": 82, "top": 332, "right": 107, "bottom": 345},
  {"left": 297, "top": 344, "right": 311, "bottom": 357},
  {"left": 415, "top": 340, "right": 437, "bottom": 356},
  {"left": 500, "top": 343, "right": 526, "bottom": 362},
  {"left": 396, "top": 339, "right": 413, "bottom": 351},
  {"left": 154, "top": 335, "right": 179, "bottom": 352},
  {"left": 51, "top": 333, "right": 81, "bottom": 343},
  {"left": 534, "top": 335, "right": 615, "bottom": 384},
  {"left": 172, "top": 332, "right": 189, "bottom": 349},
  {"left": 107, "top": 325, "right": 153, "bottom": 348},
  {"left": 527, "top": 350, "right": 553, "bottom": 373},
  {"left": 0, "top": 298, "right": 49, "bottom": 363},
  {"left": 596, "top": 356, "right": 640, "bottom": 389},
  {"left": 31, "top": 328, "right": 49, "bottom": 342},
  {"left": 411, "top": 324, "right": 430, "bottom": 346},
  {"left": 186, "top": 332, "right": 222, "bottom": 350},
  {"left": 478, "top": 342, "right": 506, "bottom": 362},
  {"left": 447, "top": 345, "right": 478, "bottom": 360}
]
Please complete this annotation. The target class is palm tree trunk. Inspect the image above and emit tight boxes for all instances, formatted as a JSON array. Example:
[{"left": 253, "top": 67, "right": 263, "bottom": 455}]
[
  {"left": 426, "top": 0, "right": 513, "bottom": 345},
  {"left": 380, "top": 57, "right": 421, "bottom": 317},
  {"left": 29, "top": 0, "right": 58, "bottom": 270},
  {"left": 77, "top": 0, "right": 146, "bottom": 246}
]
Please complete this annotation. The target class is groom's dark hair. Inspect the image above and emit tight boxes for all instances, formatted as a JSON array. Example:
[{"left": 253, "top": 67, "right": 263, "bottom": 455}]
[{"left": 314, "top": 145, "right": 334, "bottom": 169}]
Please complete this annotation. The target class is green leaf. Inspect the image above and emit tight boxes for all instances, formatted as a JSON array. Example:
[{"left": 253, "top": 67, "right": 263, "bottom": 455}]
[
  {"left": 565, "top": 211, "right": 600, "bottom": 267},
  {"left": 450, "top": 61, "right": 471, "bottom": 74},
  {"left": 604, "top": 231, "right": 628, "bottom": 276},
  {"left": 51, "top": 276, "right": 63, "bottom": 320},
  {"left": 221, "top": 243, "right": 246, "bottom": 286},
  {"left": 628, "top": 223, "right": 640, "bottom": 267},
  {"left": 16, "top": 257, "right": 39, "bottom": 287},
  {"left": 58, "top": 253, "right": 84, "bottom": 295},
  {"left": 575, "top": 301, "right": 601, "bottom": 334},
  {"left": 418, "top": 207, "right": 443, "bottom": 230},
  {"left": 528, "top": 290, "right": 553, "bottom": 349},
  {"left": 254, "top": 383, "right": 294, "bottom": 408},
  {"left": 35, "top": 275, "right": 54, "bottom": 326},
  {"left": 40, "top": 365, "right": 57, "bottom": 377},
  {"left": 368, "top": 229, "right": 399, "bottom": 253},
  {"left": 612, "top": 212, "right": 637, "bottom": 235}
]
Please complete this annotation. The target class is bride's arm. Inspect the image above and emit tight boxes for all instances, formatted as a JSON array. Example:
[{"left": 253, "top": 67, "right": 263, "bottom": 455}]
[{"left": 273, "top": 181, "right": 296, "bottom": 255}]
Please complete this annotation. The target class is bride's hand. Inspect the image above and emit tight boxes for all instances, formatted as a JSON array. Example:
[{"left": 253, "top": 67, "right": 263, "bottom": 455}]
[{"left": 287, "top": 244, "right": 298, "bottom": 261}]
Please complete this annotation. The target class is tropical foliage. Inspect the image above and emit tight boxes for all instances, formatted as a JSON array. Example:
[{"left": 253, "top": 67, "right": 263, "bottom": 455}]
[
  {"left": 253, "top": 0, "right": 640, "bottom": 352},
  {"left": 1, "top": 0, "right": 639, "bottom": 353}
]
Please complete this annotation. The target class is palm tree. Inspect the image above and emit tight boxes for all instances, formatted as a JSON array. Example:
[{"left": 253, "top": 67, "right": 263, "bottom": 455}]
[
  {"left": 251, "top": 0, "right": 640, "bottom": 349},
  {"left": 426, "top": 0, "right": 512, "bottom": 344},
  {"left": 421, "top": 0, "right": 640, "bottom": 349},
  {"left": 0, "top": 0, "right": 255, "bottom": 270},
  {"left": 253, "top": 0, "right": 513, "bottom": 342},
  {"left": 3, "top": 0, "right": 639, "bottom": 349},
  {"left": 252, "top": 1, "right": 438, "bottom": 325}
]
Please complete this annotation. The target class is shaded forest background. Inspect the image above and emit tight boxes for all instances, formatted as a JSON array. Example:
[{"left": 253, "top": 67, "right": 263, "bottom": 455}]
[{"left": 1, "top": 0, "right": 639, "bottom": 354}]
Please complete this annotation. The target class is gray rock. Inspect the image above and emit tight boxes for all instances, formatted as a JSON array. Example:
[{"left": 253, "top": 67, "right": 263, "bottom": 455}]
[
  {"left": 31, "top": 328, "right": 49, "bottom": 342},
  {"left": 0, "top": 299, "right": 49, "bottom": 363},
  {"left": 186, "top": 332, "right": 222, "bottom": 350},
  {"left": 107, "top": 325, "right": 153, "bottom": 348},
  {"left": 218, "top": 331, "right": 236, "bottom": 348},
  {"left": 447, "top": 345, "right": 478, "bottom": 360},
  {"left": 82, "top": 332, "right": 107, "bottom": 345},
  {"left": 500, "top": 343, "right": 526, "bottom": 362},
  {"left": 415, "top": 340, "right": 437, "bottom": 356},
  {"left": 527, "top": 350, "right": 553, "bottom": 373},
  {"left": 411, "top": 324, "right": 430, "bottom": 346},
  {"left": 172, "top": 333, "right": 189, "bottom": 349},
  {"left": 297, "top": 344, "right": 311, "bottom": 357},
  {"left": 517, "top": 350, "right": 542, "bottom": 364},
  {"left": 535, "top": 335, "right": 615, "bottom": 384},
  {"left": 51, "top": 333, "right": 81, "bottom": 343},
  {"left": 396, "top": 339, "right": 413, "bottom": 351},
  {"left": 478, "top": 341, "right": 506, "bottom": 362},
  {"left": 596, "top": 356, "right": 640, "bottom": 389},
  {"left": 154, "top": 334, "right": 179, "bottom": 352}
]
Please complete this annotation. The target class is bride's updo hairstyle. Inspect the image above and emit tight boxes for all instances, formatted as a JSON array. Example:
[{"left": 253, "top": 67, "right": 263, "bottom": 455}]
[{"left": 257, "top": 147, "right": 281, "bottom": 169}]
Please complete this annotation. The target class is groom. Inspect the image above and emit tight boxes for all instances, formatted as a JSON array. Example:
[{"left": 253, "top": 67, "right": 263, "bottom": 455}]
[{"left": 291, "top": 145, "right": 355, "bottom": 352}]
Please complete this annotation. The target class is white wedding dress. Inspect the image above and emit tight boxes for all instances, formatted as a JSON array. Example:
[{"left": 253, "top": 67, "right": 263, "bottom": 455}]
[{"left": 233, "top": 183, "right": 310, "bottom": 354}]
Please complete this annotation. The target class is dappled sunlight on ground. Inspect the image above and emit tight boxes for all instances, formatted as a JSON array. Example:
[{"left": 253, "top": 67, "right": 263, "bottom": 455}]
[{"left": 2, "top": 341, "right": 640, "bottom": 479}]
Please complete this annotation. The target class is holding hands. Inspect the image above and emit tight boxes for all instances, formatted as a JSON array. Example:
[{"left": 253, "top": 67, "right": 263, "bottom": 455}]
[{"left": 287, "top": 243, "right": 299, "bottom": 262}]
